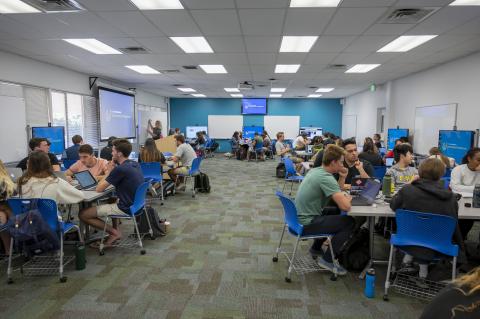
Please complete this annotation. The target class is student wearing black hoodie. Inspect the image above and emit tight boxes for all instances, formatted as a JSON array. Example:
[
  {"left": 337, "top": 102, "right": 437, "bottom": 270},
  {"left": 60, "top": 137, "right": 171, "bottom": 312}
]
[{"left": 390, "top": 158, "right": 465, "bottom": 279}]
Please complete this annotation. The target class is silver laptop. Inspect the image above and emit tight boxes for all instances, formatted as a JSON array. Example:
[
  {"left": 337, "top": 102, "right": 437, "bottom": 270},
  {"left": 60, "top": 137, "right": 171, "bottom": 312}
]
[
  {"left": 351, "top": 180, "right": 382, "bottom": 206},
  {"left": 73, "top": 170, "right": 98, "bottom": 191},
  {"left": 54, "top": 171, "right": 69, "bottom": 181},
  {"left": 7, "top": 167, "right": 23, "bottom": 182}
]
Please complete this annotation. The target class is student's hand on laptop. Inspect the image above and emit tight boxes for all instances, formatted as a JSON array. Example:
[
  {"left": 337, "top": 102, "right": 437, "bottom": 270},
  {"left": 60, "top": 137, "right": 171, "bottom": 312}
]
[{"left": 66, "top": 175, "right": 73, "bottom": 183}]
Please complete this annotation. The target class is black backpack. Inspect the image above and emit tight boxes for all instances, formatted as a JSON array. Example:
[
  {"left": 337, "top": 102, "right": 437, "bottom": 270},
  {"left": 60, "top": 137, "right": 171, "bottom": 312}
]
[
  {"left": 135, "top": 206, "right": 166, "bottom": 239},
  {"left": 276, "top": 163, "right": 286, "bottom": 178},
  {"left": 338, "top": 227, "right": 370, "bottom": 271},
  {"left": 194, "top": 173, "right": 211, "bottom": 193}
]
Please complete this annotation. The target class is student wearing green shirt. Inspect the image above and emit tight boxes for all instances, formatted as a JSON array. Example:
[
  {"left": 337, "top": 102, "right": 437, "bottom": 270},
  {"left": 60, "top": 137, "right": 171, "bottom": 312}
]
[{"left": 295, "top": 145, "right": 354, "bottom": 275}]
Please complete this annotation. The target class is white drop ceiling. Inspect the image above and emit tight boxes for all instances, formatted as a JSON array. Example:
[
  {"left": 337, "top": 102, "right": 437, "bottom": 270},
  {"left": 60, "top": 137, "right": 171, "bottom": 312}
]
[{"left": 0, "top": 0, "right": 479, "bottom": 98}]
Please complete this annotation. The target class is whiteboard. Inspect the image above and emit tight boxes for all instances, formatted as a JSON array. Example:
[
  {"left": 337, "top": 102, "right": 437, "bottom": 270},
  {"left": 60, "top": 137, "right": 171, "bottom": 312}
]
[
  {"left": 414, "top": 104, "right": 457, "bottom": 155},
  {"left": 264, "top": 116, "right": 300, "bottom": 140},
  {"left": 137, "top": 107, "right": 168, "bottom": 144},
  {"left": 208, "top": 115, "right": 243, "bottom": 138},
  {"left": 343, "top": 115, "right": 357, "bottom": 139},
  {"left": 0, "top": 96, "right": 28, "bottom": 162}
]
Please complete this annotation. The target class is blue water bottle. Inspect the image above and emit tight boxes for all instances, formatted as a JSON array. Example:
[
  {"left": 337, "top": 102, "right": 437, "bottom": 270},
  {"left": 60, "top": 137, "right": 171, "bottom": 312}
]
[{"left": 364, "top": 268, "right": 376, "bottom": 298}]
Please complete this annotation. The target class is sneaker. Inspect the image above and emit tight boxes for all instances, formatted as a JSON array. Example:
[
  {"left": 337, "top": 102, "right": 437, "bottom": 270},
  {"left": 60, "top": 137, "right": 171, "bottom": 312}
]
[
  {"left": 397, "top": 263, "right": 417, "bottom": 276},
  {"left": 317, "top": 256, "right": 347, "bottom": 276}
]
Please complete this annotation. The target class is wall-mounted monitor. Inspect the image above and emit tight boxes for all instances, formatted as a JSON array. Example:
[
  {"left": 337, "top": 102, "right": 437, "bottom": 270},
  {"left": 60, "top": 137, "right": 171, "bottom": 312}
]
[
  {"left": 98, "top": 87, "right": 136, "bottom": 141},
  {"left": 32, "top": 126, "right": 65, "bottom": 155},
  {"left": 243, "top": 126, "right": 264, "bottom": 139},
  {"left": 186, "top": 126, "right": 208, "bottom": 139},
  {"left": 241, "top": 98, "right": 267, "bottom": 115},
  {"left": 387, "top": 128, "right": 409, "bottom": 150},
  {"left": 299, "top": 127, "right": 323, "bottom": 139},
  {"left": 439, "top": 130, "right": 475, "bottom": 164}
]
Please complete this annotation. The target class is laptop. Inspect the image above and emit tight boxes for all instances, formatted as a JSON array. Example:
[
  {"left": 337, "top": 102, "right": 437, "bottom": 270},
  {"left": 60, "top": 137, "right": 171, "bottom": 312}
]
[
  {"left": 73, "top": 170, "right": 98, "bottom": 191},
  {"left": 350, "top": 177, "right": 373, "bottom": 195},
  {"left": 7, "top": 167, "right": 23, "bottom": 182},
  {"left": 307, "top": 144, "right": 313, "bottom": 154},
  {"left": 54, "top": 171, "right": 69, "bottom": 181},
  {"left": 351, "top": 179, "right": 382, "bottom": 206},
  {"left": 385, "top": 158, "right": 394, "bottom": 167}
]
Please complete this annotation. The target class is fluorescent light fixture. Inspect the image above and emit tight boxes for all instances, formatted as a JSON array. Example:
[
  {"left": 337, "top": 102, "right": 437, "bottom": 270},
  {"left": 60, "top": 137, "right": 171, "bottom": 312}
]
[
  {"left": 280, "top": 36, "right": 318, "bottom": 53},
  {"left": 130, "top": 0, "right": 184, "bottom": 10},
  {"left": 191, "top": 94, "right": 206, "bottom": 97},
  {"left": 270, "top": 94, "right": 282, "bottom": 98},
  {"left": 0, "top": 0, "right": 41, "bottom": 13},
  {"left": 377, "top": 35, "right": 437, "bottom": 52},
  {"left": 125, "top": 65, "right": 160, "bottom": 74},
  {"left": 199, "top": 64, "right": 227, "bottom": 74},
  {"left": 170, "top": 37, "right": 213, "bottom": 53},
  {"left": 275, "top": 64, "right": 301, "bottom": 73},
  {"left": 290, "top": 0, "right": 342, "bottom": 7},
  {"left": 449, "top": 0, "right": 480, "bottom": 5},
  {"left": 315, "top": 88, "right": 334, "bottom": 93},
  {"left": 230, "top": 94, "right": 243, "bottom": 98},
  {"left": 177, "top": 88, "right": 196, "bottom": 92},
  {"left": 224, "top": 88, "right": 240, "bottom": 92},
  {"left": 271, "top": 88, "right": 286, "bottom": 93},
  {"left": 345, "top": 64, "right": 380, "bottom": 73},
  {"left": 63, "top": 39, "right": 122, "bottom": 55},
  {"left": 308, "top": 94, "right": 323, "bottom": 98}
]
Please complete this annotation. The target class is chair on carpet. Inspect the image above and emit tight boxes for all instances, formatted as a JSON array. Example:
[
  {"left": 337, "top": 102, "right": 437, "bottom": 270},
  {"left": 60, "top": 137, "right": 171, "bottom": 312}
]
[{"left": 282, "top": 157, "right": 304, "bottom": 196}]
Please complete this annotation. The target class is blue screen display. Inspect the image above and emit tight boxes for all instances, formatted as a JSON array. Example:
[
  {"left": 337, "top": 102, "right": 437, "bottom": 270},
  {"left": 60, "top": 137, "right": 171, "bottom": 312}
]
[
  {"left": 242, "top": 98, "right": 267, "bottom": 115},
  {"left": 387, "top": 128, "right": 409, "bottom": 150},
  {"left": 439, "top": 130, "right": 475, "bottom": 164},
  {"left": 99, "top": 87, "right": 136, "bottom": 140},
  {"left": 32, "top": 127, "right": 65, "bottom": 155},
  {"left": 243, "top": 126, "right": 264, "bottom": 139}
]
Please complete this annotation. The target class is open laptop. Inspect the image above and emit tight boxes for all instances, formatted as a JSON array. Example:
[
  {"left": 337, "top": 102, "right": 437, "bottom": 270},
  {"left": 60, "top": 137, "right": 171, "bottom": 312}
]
[
  {"left": 73, "top": 170, "right": 98, "bottom": 191},
  {"left": 351, "top": 179, "right": 382, "bottom": 206},
  {"left": 385, "top": 158, "right": 394, "bottom": 167},
  {"left": 350, "top": 177, "right": 373, "bottom": 196},
  {"left": 7, "top": 167, "right": 23, "bottom": 182}
]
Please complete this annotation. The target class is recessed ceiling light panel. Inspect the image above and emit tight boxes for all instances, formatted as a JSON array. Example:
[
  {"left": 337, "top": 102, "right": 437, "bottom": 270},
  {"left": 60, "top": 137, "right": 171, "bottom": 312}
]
[
  {"left": 449, "top": 0, "right": 480, "bottom": 5},
  {"left": 345, "top": 64, "right": 380, "bottom": 73},
  {"left": 290, "top": 0, "right": 342, "bottom": 7},
  {"left": 377, "top": 35, "right": 437, "bottom": 52},
  {"left": 315, "top": 88, "right": 334, "bottom": 93},
  {"left": 125, "top": 65, "right": 160, "bottom": 74},
  {"left": 0, "top": 0, "right": 40, "bottom": 13},
  {"left": 270, "top": 94, "right": 282, "bottom": 98},
  {"left": 199, "top": 65, "right": 227, "bottom": 74},
  {"left": 275, "top": 64, "right": 301, "bottom": 73},
  {"left": 178, "top": 88, "right": 196, "bottom": 92},
  {"left": 230, "top": 94, "right": 243, "bottom": 97},
  {"left": 63, "top": 39, "right": 122, "bottom": 54},
  {"left": 271, "top": 88, "right": 286, "bottom": 93},
  {"left": 280, "top": 36, "right": 318, "bottom": 52},
  {"left": 224, "top": 88, "right": 240, "bottom": 92},
  {"left": 308, "top": 94, "right": 323, "bottom": 98},
  {"left": 191, "top": 94, "right": 206, "bottom": 97},
  {"left": 170, "top": 37, "right": 214, "bottom": 53},
  {"left": 130, "top": 0, "right": 184, "bottom": 10}
]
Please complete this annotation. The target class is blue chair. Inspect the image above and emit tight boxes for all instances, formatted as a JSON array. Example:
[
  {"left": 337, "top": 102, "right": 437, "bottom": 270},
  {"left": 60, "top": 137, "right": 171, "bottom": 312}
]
[
  {"left": 441, "top": 177, "right": 451, "bottom": 190},
  {"left": 248, "top": 139, "right": 264, "bottom": 161},
  {"left": 384, "top": 209, "right": 459, "bottom": 301},
  {"left": 62, "top": 159, "right": 76, "bottom": 170},
  {"left": 98, "top": 181, "right": 153, "bottom": 255},
  {"left": 283, "top": 157, "right": 304, "bottom": 196},
  {"left": 140, "top": 162, "right": 164, "bottom": 204},
  {"left": 7, "top": 198, "right": 82, "bottom": 283},
  {"left": 273, "top": 191, "right": 340, "bottom": 282},
  {"left": 443, "top": 168, "right": 453, "bottom": 178},
  {"left": 177, "top": 157, "right": 202, "bottom": 198},
  {"left": 204, "top": 138, "right": 216, "bottom": 158},
  {"left": 373, "top": 166, "right": 387, "bottom": 182}
]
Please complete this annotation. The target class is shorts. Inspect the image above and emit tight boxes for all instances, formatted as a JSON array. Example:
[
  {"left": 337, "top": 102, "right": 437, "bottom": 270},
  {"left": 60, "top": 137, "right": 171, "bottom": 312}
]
[
  {"left": 96, "top": 203, "right": 130, "bottom": 218},
  {"left": 172, "top": 166, "right": 189, "bottom": 175}
]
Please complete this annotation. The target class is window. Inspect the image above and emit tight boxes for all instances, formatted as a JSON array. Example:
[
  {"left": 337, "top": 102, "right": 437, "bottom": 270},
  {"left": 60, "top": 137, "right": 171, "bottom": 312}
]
[
  {"left": 51, "top": 91, "right": 66, "bottom": 127},
  {"left": 66, "top": 93, "right": 83, "bottom": 146}
]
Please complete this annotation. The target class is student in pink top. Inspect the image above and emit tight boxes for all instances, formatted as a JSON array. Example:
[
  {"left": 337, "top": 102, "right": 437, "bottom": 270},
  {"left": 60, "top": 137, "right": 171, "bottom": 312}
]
[{"left": 66, "top": 144, "right": 109, "bottom": 180}]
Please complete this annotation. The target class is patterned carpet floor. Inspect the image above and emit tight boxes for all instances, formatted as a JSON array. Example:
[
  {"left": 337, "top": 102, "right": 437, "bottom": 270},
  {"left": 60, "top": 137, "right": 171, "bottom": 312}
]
[{"left": 0, "top": 156, "right": 426, "bottom": 318}]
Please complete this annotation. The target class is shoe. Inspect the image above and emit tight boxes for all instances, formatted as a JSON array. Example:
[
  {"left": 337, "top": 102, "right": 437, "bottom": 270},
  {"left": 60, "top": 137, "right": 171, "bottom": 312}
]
[
  {"left": 317, "top": 256, "right": 347, "bottom": 276},
  {"left": 397, "top": 263, "right": 417, "bottom": 276},
  {"left": 176, "top": 184, "right": 186, "bottom": 191}
]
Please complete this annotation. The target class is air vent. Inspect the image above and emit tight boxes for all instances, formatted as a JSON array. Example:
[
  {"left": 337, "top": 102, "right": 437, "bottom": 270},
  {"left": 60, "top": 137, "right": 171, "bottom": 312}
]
[
  {"left": 327, "top": 64, "right": 347, "bottom": 70},
  {"left": 308, "top": 86, "right": 318, "bottom": 89},
  {"left": 159, "top": 70, "right": 180, "bottom": 74},
  {"left": 118, "top": 47, "right": 150, "bottom": 54},
  {"left": 183, "top": 65, "right": 198, "bottom": 70},
  {"left": 381, "top": 7, "right": 439, "bottom": 24},
  {"left": 257, "top": 84, "right": 267, "bottom": 88},
  {"left": 172, "top": 84, "right": 183, "bottom": 87},
  {"left": 24, "top": 0, "right": 84, "bottom": 12}
]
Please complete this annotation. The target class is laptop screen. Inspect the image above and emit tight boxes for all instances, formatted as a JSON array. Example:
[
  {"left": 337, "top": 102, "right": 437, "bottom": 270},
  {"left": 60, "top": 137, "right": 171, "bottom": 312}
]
[
  {"left": 385, "top": 158, "right": 394, "bottom": 167},
  {"left": 307, "top": 145, "right": 313, "bottom": 154},
  {"left": 360, "top": 180, "right": 381, "bottom": 201},
  {"left": 75, "top": 170, "right": 97, "bottom": 188}
]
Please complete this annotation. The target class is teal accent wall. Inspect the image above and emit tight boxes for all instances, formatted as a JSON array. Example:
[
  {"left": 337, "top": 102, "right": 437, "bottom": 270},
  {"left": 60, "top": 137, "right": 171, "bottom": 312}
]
[{"left": 170, "top": 98, "right": 342, "bottom": 152}]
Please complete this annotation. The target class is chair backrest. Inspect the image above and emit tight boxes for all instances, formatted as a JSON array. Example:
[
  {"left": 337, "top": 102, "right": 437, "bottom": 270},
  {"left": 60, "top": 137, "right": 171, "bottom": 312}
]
[
  {"left": 394, "top": 209, "right": 458, "bottom": 256},
  {"left": 8, "top": 198, "right": 60, "bottom": 232},
  {"left": 129, "top": 182, "right": 150, "bottom": 215},
  {"left": 444, "top": 168, "right": 453, "bottom": 178},
  {"left": 283, "top": 157, "right": 297, "bottom": 177},
  {"left": 62, "top": 159, "right": 76, "bottom": 170},
  {"left": 441, "top": 177, "right": 450, "bottom": 190},
  {"left": 373, "top": 166, "right": 387, "bottom": 181},
  {"left": 189, "top": 157, "right": 202, "bottom": 175},
  {"left": 275, "top": 191, "right": 303, "bottom": 236},
  {"left": 140, "top": 162, "right": 162, "bottom": 181}
]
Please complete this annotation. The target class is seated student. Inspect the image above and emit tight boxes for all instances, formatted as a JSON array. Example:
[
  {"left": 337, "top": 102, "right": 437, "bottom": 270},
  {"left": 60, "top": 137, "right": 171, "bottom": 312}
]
[
  {"left": 294, "top": 132, "right": 309, "bottom": 150},
  {"left": 100, "top": 136, "right": 116, "bottom": 161},
  {"left": 359, "top": 137, "right": 384, "bottom": 166},
  {"left": 295, "top": 145, "right": 354, "bottom": 275},
  {"left": 66, "top": 144, "right": 109, "bottom": 181},
  {"left": 79, "top": 139, "right": 143, "bottom": 247},
  {"left": 311, "top": 136, "right": 324, "bottom": 154},
  {"left": 139, "top": 138, "right": 166, "bottom": 164},
  {"left": 334, "top": 138, "right": 375, "bottom": 187},
  {"left": 373, "top": 133, "right": 382, "bottom": 149},
  {"left": 62, "top": 135, "right": 83, "bottom": 161},
  {"left": 312, "top": 139, "right": 336, "bottom": 168},
  {"left": 167, "top": 135, "right": 197, "bottom": 189},
  {"left": 390, "top": 158, "right": 464, "bottom": 279},
  {"left": 17, "top": 138, "right": 61, "bottom": 172},
  {"left": 275, "top": 132, "right": 303, "bottom": 165},
  {"left": 250, "top": 132, "right": 265, "bottom": 160},
  {"left": 428, "top": 147, "right": 453, "bottom": 168},
  {"left": 386, "top": 143, "right": 418, "bottom": 192},
  {"left": 0, "top": 160, "right": 15, "bottom": 254},
  {"left": 230, "top": 131, "right": 240, "bottom": 154},
  {"left": 420, "top": 266, "right": 480, "bottom": 319},
  {"left": 261, "top": 130, "right": 272, "bottom": 152},
  {"left": 195, "top": 131, "right": 206, "bottom": 150},
  {"left": 385, "top": 139, "right": 402, "bottom": 159}
]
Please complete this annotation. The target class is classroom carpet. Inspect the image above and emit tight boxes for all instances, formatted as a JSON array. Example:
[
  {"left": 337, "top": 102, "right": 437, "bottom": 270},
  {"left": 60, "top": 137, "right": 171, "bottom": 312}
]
[{"left": 1, "top": 156, "right": 432, "bottom": 318}]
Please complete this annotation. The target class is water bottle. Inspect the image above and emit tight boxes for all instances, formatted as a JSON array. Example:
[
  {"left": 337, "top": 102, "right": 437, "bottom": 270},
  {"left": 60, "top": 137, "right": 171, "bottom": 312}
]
[
  {"left": 364, "top": 268, "right": 376, "bottom": 298},
  {"left": 75, "top": 243, "right": 86, "bottom": 270},
  {"left": 382, "top": 174, "right": 392, "bottom": 197},
  {"left": 473, "top": 184, "right": 480, "bottom": 208}
]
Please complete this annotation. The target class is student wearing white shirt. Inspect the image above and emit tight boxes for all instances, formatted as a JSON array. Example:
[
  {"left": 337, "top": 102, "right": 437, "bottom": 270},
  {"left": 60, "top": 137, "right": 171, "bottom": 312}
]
[
  {"left": 168, "top": 134, "right": 197, "bottom": 189},
  {"left": 294, "top": 132, "right": 310, "bottom": 150}
]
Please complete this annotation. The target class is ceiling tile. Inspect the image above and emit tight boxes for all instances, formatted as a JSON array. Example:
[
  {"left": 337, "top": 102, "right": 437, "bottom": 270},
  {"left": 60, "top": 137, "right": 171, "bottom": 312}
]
[
  {"left": 364, "top": 23, "right": 415, "bottom": 35},
  {"left": 344, "top": 35, "right": 396, "bottom": 52},
  {"left": 182, "top": 0, "right": 235, "bottom": 9},
  {"left": 340, "top": 0, "right": 396, "bottom": 6},
  {"left": 283, "top": 8, "right": 335, "bottom": 35},
  {"left": 96, "top": 11, "right": 164, "bottom": 37},
  {"left": 144, "top": 11, "right": 202, "bottom": 36},
  {"left": 191, "top": 10, "right": 242, "bottom": 36},
  {"left": 206, "top": 36, "right": 246, "bottom": 52},
  {"left": 304, "top": 53, "right": 338, "bottom": 65},
  {"left": 332, "top": 52, "right": 371, "bottom": 64},
  {"left": 361, "top": 52, "right": 398, "bottom": 64},
  {"left": 225, "top": 65, "right": 252, "bottom": 75},
  {"left": 244, "top": 36, "right": 281, "bottom": 52},
  {"left": 323, "top": 7, "right": 389, "bottom": 35},
  {"left": 414, "top": 35, "right": 476, "bottom": 52},
  {"left": 248, "top": 53, "right": 277, "bottom": 64},
  {"left": 135, "top": 37, "right": 183, "bottom": 54},
  {"left": 238, "top": 9, "right": 286, "bottom": 36},
  {"left": 447, "top": 17, "right": 480, "bottom": 35},
  {"left": 0, "top": 16, "right": 49, "bottom": 39},
  {"left": 310, "top": 36, "right": 356, "bottom": 52},
  {"left": 235, "top": 0, "right": 289, "bottom": 8},
  {"left": 76, "top": 0, "right": 136, "bottom": 11},
  {"left": 407, "top": 7, "right": 480, "bottom": 35},
  {"left": 394, "top": 0, "right": 453, "bottom": 6},
  {"left": 191, "top": 53, "right": 249, "bottom": 65}
]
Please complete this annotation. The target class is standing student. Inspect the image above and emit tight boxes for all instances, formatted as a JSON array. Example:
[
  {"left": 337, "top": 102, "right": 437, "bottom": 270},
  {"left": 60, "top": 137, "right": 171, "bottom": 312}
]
[
  {"left": 168, "top": 135, "right": 197, "bottom": 189},
  {"left": 386, "top": 143, "right": 418, "bottom": 192},
  {"left": 0, "top": 160, "right": 15, "bottom": 254},
  {"left": 17, "top": 138, "right": 60, "bottom": 172},
  {"left": 336, "top": 138, "right": 375, "bottom": 187},
  {"left": 147, "top": 119, "right": 162, "bottom": 140},
  {"left": 62, "top": 135, "right": 83, "bottom": 161},
  {"left": 359, "top": 137, "right": 383, "bottom": 166},
  {"left": 66, "top": 144, "right": 109, "bottom": 180},
  {"left": 100, "top": 136, "right": 116, "bottom": 161},
  {"left": 139, "top": 138, "right": 166, "bottom": 164}
]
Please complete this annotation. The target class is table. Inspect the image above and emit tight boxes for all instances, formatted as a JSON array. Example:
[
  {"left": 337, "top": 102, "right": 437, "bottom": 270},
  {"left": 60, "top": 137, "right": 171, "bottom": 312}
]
[
  {"left": 294, "top": 150, "right": 313, "bottom": 160},
  {"left": 78, "top": 187, "right": 115, "bottom": 243}
]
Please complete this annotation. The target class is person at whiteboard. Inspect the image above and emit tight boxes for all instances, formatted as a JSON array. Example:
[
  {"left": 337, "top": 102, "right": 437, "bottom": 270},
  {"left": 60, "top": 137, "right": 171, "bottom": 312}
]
[
  {"left": 147, "top": 119, "right": 162, "bottom": 140},
  {"left": 16, "top": 138, "right": 60, "bottom": 172}
]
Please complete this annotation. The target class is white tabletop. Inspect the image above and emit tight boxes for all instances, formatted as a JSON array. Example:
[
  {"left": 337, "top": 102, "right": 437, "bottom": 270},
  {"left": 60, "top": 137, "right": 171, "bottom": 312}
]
[{"left": 81, "top": 186, "right": 114, "bottom": 202}]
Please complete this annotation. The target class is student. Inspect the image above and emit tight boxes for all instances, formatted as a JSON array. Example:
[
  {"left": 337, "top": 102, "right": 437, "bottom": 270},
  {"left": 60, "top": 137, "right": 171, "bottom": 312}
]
[
  {"left": 311, "top": 136, "right": 324, "bottom": 154},
  {"left": 385, "top": 139, "right": 402, "bottom": 159},
  {"left": 230, "top": 131, "right": 240, "bottom": 154},
  {"left": 359, "top": 137, "right": 384, "bottom": 166},
  {"left": 386, "top": 143, "right": 418, "bottom": 192},
  {"left": 147, "top": 119, "right": 162, "bottom": 140},
  {"left": 312, "top": 139, "right": 335, "bottom": 168},
  {"left": 336, "top": 138, "right": 375, "bottom": 187},
  {"left": 139, "top": 138, "right": 166, "bottom": 164},
  {"left": 294, "top": 132, "right": 309, "bottom": 150},
  {"left": 195, "top": 131, "right": 206, "bottom": 150},
  {"left": 390, "top": 158, "right": 464, "bottom": 279},
  {"left": 251, "top": 132, "right": 264, "bottom": 160},
  {"left": 275, "top": 132, "right": 303, "bottom": 165},
  {"left": 420, "top": 266, "right": 480, "bottom": 319},
  {"left": 428, "top": 147, "right": 452, "bottom": 169},
  {"left": 261, "top": 130, "right": 271, "bottom": 149},
  {"left": 17, "top": 138, "right": 60, "bottom": 172},
  {"left": 66, "top": 144, "right": 109, "bottom": 180},
  {"left": 100, "top": 136, "right": 116, "bottom": 161},
  {"left": 62, "top": 135, "right": 83, "bottom": 161},
  {"left": 79, "top": 139, "right": 143, "bottom": 247},
  {"left": 450, "top": 147, "right": 480, "bottom": 195},
  {"left": 0, "top": 160, "right": 15, "bottom": 254},
  {"left": 174, "top": 128, "right": 181, "bottom": 135},
  {"left": 295, "top": 145, "right": 354, "bottom": 275},
  {"left": 373, "top": 133, "right": 382, "bottom": 149},
  {"left": 168, "top": 135, "right": 197, "bottom": 189}
]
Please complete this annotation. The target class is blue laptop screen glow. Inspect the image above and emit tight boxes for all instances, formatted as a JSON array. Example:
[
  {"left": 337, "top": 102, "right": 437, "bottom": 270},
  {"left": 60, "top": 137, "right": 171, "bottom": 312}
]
[
  {"left": 439, "top": 130, "right": 475, "bottom": 164},
  {"left": 241, "top": 99, "right": 267, "bottom": 115}
]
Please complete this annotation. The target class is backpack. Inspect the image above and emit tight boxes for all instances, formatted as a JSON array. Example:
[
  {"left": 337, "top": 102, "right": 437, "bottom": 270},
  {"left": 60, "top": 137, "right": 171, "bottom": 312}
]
[
  {"left": 162, "top": 180, "right": 175, "bottom": 198},
  {"left": 135, "top": 206, "right": 166, "bottom": 239},
  {"left": 8, "top": 201, "right": 60, "bottom": 257},
  {"left": 276, "top": 163, "right": 286, "bottom": 178},
  {"left": 338, "top": 227, "right": 370, "bottom": 271},
  {"left": 194, "top": 173, "right": 211, "bottom": 193}
]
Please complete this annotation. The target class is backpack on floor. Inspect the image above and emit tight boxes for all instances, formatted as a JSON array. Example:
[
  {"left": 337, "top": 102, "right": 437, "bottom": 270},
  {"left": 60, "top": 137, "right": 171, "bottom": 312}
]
[
  {"left": 163, "top": 180, "right": 175, "bottom": 198},
  {"left": 135, "top": 206, "right": 166, "bottom": 239},
  {"left": 194, "top": 172, "right": 211, "bottom": 193},
  {"left": 338, "top": 227, "right": 370, "bottom": 271},
  {"left": 276, "top": 163, "right": 286, "bottom": 178}
]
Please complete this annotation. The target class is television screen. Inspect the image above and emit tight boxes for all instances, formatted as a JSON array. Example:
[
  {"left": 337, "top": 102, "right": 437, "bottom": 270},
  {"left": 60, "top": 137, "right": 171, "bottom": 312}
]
[
  {"left": 32, "top": 126, "right": 65, "bottom": 155},
  {"left": 387, "top": 128, "right": 409, "bottom": 150},
  {"left": 299, "top": 127, "right": 323, "bottom": 139},
  {"left": 98, "top": 87, "right": 136, "bottom": 141},
  {"left": 186, "top": 126, "right": 208, "bottom": 139},
  {"left": 439, "top": 130, "right": 475, "bottom": 164},
  {"left": 243, "top": 126, "right": 264, "bottom": 139},
  {"left": 241, "top": 98, "right": 267, "bottom": 115}
]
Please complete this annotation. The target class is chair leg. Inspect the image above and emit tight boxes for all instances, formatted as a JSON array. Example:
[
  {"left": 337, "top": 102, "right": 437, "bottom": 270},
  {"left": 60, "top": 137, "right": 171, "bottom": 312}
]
[
  {"left": 282, "top": 180, "right": 287, "bottom": 193},
  {"left": 191, "top": 176, "right": 196, "bottom": 198},
  {"left": 273, "top": 224, "right": 286, "bottom": 262},
  {"left": 289, "top": 181, "right": 294, "bottom": 196},
  {"left": 99, "top": 217, "right": 109, "bottom": 255},
  {"left": 286, "top": 236, "right": 301, "bottom": 282},
  {"left": 327, "top": 237, "right": 338, "bottom": 279},
  {"left": 132, "top": 215, "right": 144, "bottom": 250},
  {"left": 7, "top": 239, "right": 14, "bottom": 283},
  {"left": 384, "top": 245, "right": 395, "bottom": 301},
  {"left": 160, "top": 181, "right": 164, "bottom": 204},
  {"left": 59, "top": 233, "right": 65, "bottom": 282},
  {"left": 452, "top": 256, "right": 457, "bottom": 280},
  {"left": 144, "top": 208, "right": 154, "bottom": 238}
]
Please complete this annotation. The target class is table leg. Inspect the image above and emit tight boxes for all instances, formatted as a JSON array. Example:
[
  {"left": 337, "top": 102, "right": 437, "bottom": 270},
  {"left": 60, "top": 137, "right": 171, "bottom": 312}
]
[{"left": 359, "top": 216, "right": 389, "bottom": 279}]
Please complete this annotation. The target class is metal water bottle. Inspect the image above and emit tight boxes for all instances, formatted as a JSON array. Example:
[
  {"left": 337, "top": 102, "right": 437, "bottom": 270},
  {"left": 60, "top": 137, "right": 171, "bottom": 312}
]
[
  {"left": 75, "top": 243, "right": 86, "bottom": 270},
  {"left": 473, "top": 184, "right": 480, "bottom": 208},
  {"left": 364, "top": 268, "right": 376, "bottom": 298},
  {"left": 382, "top": 174, "right": 392, "bottom": 197}
]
